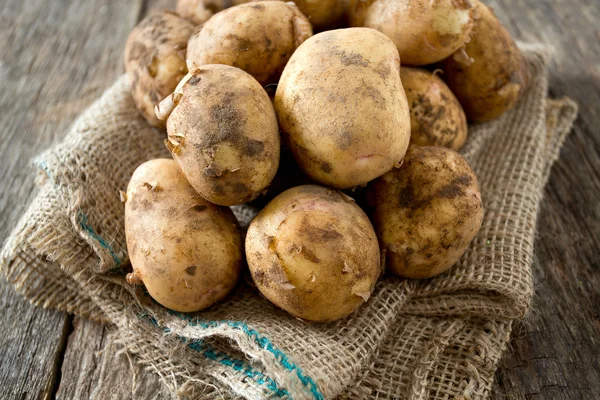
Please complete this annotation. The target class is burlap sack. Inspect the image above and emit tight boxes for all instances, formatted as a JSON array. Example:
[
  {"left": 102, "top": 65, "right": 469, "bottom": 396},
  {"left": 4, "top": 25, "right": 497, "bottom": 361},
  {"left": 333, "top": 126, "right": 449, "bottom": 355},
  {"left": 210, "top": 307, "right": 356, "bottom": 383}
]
[{"left": 1, "top": 45, "right": 578, "bottom": 399}]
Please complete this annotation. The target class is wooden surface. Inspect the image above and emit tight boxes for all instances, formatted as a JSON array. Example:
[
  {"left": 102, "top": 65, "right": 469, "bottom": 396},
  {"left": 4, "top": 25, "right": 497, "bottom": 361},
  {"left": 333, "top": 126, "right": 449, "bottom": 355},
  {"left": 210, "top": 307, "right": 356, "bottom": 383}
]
[{"left": 0, "top": 0, "right": 598, "bottom": 399}]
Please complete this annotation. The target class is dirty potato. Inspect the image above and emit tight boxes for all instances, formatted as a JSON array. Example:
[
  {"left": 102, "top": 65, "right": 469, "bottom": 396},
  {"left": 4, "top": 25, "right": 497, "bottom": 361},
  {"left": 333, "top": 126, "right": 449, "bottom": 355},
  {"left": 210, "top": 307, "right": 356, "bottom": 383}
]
[
  {"left": 186, "top": 1, "right": 312, "bottom": 86},
  {"left": 348, "top": 0, "right": 475, "bottom": 66},
  {"left": 124, "top": 159, "right": 242, "bottom": 312},
  {"left": 156, "top": 65, "right": 280, "bottom": 206},
  {"left": 246, "top": 185, "right": 381, "bottom": 322},
  {"left": 275, "top": 28, "right": 411, "bottom": 189},
  {"left": 442, "top": 0, "right": 529, "bottom": 122},
  {"left": 368, "top": 146, "right": 483, "bottom": 279},
  {"left": 293, "top": 0, "right": 347, "bottom": 31},
  {"left": 401, "top": 67, "right": 468, "bottom": 150},
  {"left": 178, "top": 0, "right": 345, "bottom": 30},
  {"left": 176, "top": 0, "right": 250, "bottom": 25},
  {"left": 124, "top": 10, "right": 195, "bottom": 128}
]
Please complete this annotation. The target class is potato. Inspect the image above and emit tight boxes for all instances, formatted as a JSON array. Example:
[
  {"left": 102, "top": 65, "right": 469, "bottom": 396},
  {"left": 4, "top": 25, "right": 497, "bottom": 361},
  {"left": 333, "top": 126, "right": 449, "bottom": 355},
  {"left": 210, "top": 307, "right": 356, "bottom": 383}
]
[
  {"left": 348, "top": 0, "right": 475, "bottom": 66},
  {"left": 368, "top": 146, "right": 483, "bottom": 279},
  {"left": 246, "top": 185, "right": 381, "bottom": 322},
  {"left": 186, "top": 1, "right": 312, "bottom": 86},
  {"left": 124, "top": 10, "right": 195, "bottom": 128},
  {"left": 442, "top": 0, "right": 529, "bottom": 122},
  {"left": 401, "top": 67, "right": 468, "bottom": 150},
  {"left": 124, "top": 159, "right": 242, "bottom": 312},
  {"left": 178, "top": 0, "right": 345, "bottom": 30},
  {"left": 293, "top": 0, "right": 346, "bottom": 31},
  {"left": 275, "top": 28, "right": 411, "bottom": 189},
  {"left": 176, "top": 0, "right": 249, "bottom": 25},
  {"left": 156, "top": 64, "right": 280, "bottom": 206}
]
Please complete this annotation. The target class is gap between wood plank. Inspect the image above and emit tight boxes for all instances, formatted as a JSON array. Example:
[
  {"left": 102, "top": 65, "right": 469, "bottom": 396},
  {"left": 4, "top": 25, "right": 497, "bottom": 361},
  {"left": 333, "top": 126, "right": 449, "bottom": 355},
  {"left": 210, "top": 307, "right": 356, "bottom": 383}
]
[
  {"left": 45, "top": 1, "right": 151, "bottom": 398},
  {"left": 45, "top": 317, "right": 74, "bottom": 400},
  {"left": 136, "top": 0, "right": 150, "bottom": 24}
]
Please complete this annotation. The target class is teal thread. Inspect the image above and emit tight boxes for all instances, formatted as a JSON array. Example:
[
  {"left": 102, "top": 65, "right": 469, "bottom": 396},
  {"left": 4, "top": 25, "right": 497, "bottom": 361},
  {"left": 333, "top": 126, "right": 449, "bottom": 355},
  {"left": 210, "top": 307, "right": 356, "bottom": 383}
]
[
  {"left": 78, "top": 213, "right": 122, "bottom": 266},
  {"left": 38, "top": 158, "right": 319, "bottom": 398},
  {"left": 37, "top": 160, "right": 54, "bottom": 181},
  {"left": 170, "top": 311, "right": 324, "bottom": 400},
  {"left": 37, "top": 160, "right": 123, "bottom": 268},
  {"left": 140, "top": 313, "right": 289, "bottom": 397}
]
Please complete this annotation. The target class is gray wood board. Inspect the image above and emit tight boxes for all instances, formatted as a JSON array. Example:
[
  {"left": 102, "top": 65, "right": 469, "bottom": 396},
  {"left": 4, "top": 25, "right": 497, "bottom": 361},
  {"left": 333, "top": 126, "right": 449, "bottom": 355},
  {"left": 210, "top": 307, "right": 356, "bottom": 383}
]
[
  {"left": 0, "top": 0, "right": 598, "bottom": 399},
  {"left": 0, "top": 0, "right": 143, "bottom": 399}
]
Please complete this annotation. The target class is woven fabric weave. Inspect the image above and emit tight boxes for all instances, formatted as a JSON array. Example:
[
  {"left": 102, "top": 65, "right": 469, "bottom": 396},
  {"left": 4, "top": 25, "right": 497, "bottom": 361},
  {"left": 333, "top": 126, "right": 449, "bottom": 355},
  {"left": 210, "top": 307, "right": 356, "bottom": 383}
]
[{"left": 0, "top": 46, "right": 578, "bottom": 399}]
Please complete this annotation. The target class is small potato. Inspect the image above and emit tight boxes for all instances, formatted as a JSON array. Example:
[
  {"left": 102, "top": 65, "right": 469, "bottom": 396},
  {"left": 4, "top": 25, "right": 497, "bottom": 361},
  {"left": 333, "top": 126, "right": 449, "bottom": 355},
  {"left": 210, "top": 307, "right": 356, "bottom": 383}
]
[
  {"left": 275, "top": 28, "right": 411, "bottom": 189},
  {"left": 186, "top": 1, "right": 312, "bottom": 85},
  {"left": 124, "top": 159, "right": 242, "bottom": 312},
  {"left": 157, "top": 65, "right": 280, "bottom": 206},
  {"left": 176, "top": 0, "right": 249, "bottom": 25},
  {"left": 401, "top": 67, "right": 467, "bottom": 150},
  {"left": 368, "top": 146, "right": 483, "bottom": 279},
  {"left": 348, "top": 0, "right": 475, "bottom": 66},
  {"left": 124, "top": 11, "right": 195, "bottom": 128},
  {"left": 246, "top": 185, "right": 381, "bottom": 322},
  {"left": 442, "top": 0, "right": 529, "bottom": 122}
]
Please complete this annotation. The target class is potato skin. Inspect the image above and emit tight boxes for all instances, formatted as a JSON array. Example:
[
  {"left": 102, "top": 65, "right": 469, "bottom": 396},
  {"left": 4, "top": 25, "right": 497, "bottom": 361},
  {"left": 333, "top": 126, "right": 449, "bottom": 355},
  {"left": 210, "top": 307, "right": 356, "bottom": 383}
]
[
  {"left": 163, "top": 65, "right": 280, "bottom": 206},
  {"left": 246, "top": 185, "right": 381, "bottom": 322},
  {"left": 368, "top": 146, "right": 483, "bottom": 279},
  {"left": 176, "top": 0, "right": 250, "bottom": 25},
  {"left": 124, "top": 159, "right": 242, "bottom": 312},
  {"left": 275, "top": 28, "right": 411, "bottom": 189},
  {"left": 348, "top": 0, "right": 475, "bottom": 66},
  {"left": 124, "top": 10, "right": 195, "bottom": 128},
  {"left": 401, "top": 67, "right": 467, "bottom": 150},
  {"left": 442, "top": 0, "right": 529, "bottom": 122},
  {"left": 178, "top": 0, "right": 345, "bottom": 30},
  {"left": 293, "top": 0, "right": 346, "bottom": 31},
  {"left": 186, "top": 2, "right": 312, "bottom": 86}
]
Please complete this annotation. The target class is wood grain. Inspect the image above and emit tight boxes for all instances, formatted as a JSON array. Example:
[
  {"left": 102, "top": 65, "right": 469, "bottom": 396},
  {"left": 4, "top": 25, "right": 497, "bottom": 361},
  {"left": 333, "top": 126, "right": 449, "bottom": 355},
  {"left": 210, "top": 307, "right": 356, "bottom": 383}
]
[
  {"left": 56, "top": 318, "right": 171, "bottom": 400},
  {"left": 486, "top": 1, "right": 600, "bottom": 399},
  {"left": 0, "top": 0, "right": 143, "bottom": 399},
  {"left": 54, "top": 1, "right": 174, "bottom": 399},
  {"left": 0, "top": 0, "right": 598, "bottom": 399}
]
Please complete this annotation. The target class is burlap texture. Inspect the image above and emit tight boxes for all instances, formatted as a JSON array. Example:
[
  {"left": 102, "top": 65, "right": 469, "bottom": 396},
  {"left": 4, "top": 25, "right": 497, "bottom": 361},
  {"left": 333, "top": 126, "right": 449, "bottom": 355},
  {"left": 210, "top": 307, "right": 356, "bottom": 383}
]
[{"left": 0, "top": 45, "right": 578, "bottom": 399}]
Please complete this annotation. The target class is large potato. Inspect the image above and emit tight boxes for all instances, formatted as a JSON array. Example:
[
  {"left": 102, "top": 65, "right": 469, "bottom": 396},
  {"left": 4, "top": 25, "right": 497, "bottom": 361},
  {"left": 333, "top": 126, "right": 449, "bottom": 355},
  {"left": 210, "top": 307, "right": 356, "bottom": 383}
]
[
  {"left": 401, "top": 67, "right": 467, "bottom": 150},
  {"left": 186, "top": 1, "right": 312, "bottom": 86},
  {"left": 157, "top": 65, "right": 280, "bottom": 206},
  {"left": 124, "top": 10, "right": 195, "bottom": 128},
  {"left": 442, "top": 0, "right": 529, "bottom": 122},
  {"left": 246, "top": 185, "right": 381, "bottom": 322},
  {"left": 124, "top": 159, "right": 242, "bottom": 312},
  {"left": 368, "top": 146, "right": 483, "bottom": 279},
  {"left": 275, "top": 28, "right": 411, "bottom": 189},
  {"left": 348, "top": 0, "right": 475, "bottom": 66}
]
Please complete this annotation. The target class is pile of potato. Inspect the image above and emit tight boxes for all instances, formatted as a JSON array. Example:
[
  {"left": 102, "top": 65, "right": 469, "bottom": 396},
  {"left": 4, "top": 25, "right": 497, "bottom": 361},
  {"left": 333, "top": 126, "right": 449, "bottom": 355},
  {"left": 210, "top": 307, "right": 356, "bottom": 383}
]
[{"left": 122, "top": 0, "right": 528, "bottom": 321}]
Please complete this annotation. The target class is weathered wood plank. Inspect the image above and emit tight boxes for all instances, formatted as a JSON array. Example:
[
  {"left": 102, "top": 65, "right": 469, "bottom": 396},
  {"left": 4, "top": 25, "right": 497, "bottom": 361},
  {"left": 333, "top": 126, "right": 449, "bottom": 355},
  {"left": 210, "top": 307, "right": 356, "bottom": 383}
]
[
  {"left": 487, "top": 1, "right": 600, "bottom": 399},
  {"left": 56, "top": 317, "right": 172, "bottom": 400},
  {"left": 146, "top": 0, "right": 177, "bottom": 11},
  {"left": 2, "top": 0, "right": 598, "bottom": 399},
  {"left": 55, "top": 1, "right": 600, "bottom": 399},
  {"left": 0, "top": 284, "right": 69, "bottom": 400},
  {"left": 0, "top": 0, "right": 144, "bottom": 399},
  {"left": 55, "top": 2, "right": 174, "bottom": 399}
]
